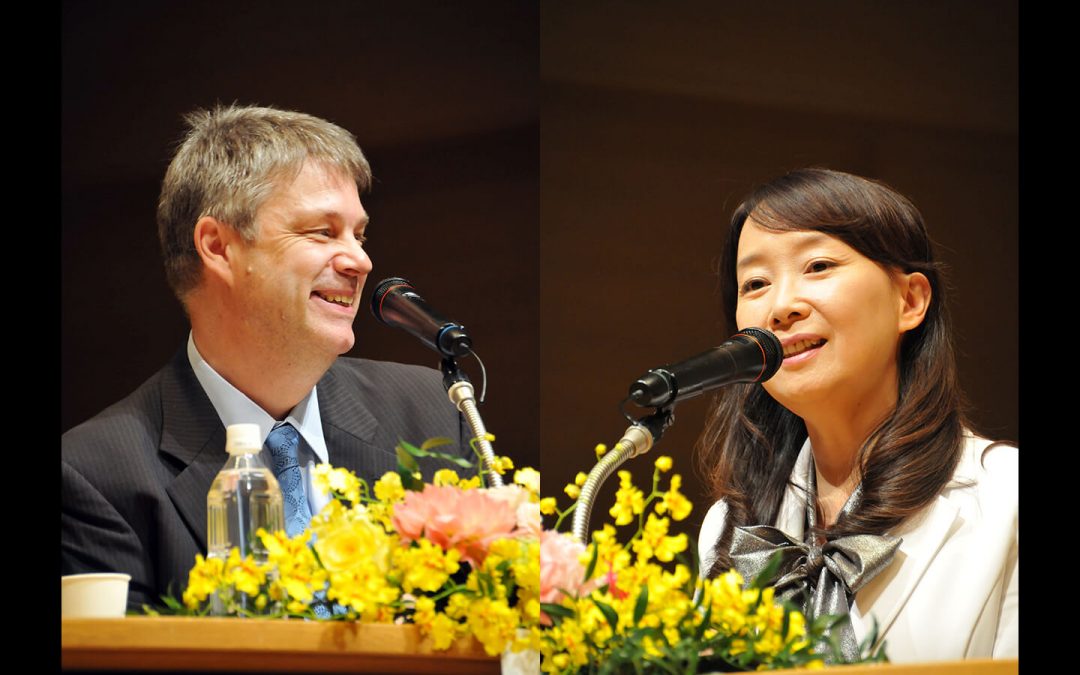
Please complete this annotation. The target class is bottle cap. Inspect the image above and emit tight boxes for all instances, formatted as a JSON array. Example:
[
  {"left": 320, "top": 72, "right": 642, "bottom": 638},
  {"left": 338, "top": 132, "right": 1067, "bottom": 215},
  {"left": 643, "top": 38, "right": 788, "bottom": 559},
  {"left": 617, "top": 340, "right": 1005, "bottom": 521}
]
[{"left": 225, "top": 423, "right": 262, "bottom": 456}]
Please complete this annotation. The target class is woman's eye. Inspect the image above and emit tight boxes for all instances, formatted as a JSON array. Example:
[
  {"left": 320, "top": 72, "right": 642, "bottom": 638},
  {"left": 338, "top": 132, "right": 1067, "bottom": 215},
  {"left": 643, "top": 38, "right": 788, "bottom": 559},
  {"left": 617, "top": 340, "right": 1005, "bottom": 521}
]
[
  {"left": 807, "top": 260, "right": 833, "bottom": 273},
  {"left": 739, "top": 278, "right": 767, "bottom": 295}
]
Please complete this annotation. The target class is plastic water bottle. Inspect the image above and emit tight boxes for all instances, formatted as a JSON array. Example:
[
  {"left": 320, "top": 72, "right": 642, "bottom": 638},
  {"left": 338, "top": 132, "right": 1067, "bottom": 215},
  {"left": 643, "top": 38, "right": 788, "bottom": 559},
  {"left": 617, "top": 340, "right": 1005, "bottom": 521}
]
[{"left": 206, "top": 423, "right": 285, "bottom": 614}]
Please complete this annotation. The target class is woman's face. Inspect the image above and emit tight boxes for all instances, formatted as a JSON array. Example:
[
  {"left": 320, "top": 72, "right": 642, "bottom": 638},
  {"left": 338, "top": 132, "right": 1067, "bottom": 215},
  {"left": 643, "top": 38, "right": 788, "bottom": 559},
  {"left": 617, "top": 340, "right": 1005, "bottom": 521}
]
[{"left": 734, "top": 218, "right": 927, "bottom": 421}]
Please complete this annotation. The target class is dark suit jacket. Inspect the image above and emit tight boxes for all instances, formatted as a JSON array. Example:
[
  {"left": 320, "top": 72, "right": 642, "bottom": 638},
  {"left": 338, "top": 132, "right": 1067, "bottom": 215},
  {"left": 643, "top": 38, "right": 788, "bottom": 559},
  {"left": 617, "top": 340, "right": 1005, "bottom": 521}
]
[{"left": 61, "top": 347, "right": 469, "bottom": 610}]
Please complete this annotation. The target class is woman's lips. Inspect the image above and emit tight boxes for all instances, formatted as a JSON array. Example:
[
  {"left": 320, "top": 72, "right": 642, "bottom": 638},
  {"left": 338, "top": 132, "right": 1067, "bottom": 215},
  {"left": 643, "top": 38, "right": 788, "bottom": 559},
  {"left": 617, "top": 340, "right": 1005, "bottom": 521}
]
[{"left": 780, "top": 336, "right": 827, "bottom": 367}]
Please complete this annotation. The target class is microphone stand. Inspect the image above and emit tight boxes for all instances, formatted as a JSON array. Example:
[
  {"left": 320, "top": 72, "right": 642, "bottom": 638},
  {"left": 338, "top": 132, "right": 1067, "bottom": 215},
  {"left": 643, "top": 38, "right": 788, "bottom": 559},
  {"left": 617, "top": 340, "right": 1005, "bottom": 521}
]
[
  {"left": 441, "top": 357, "right": 504, "bottom": 487},
  {"left": 571, "top": 405, "right": 674, "bottom": 545}
]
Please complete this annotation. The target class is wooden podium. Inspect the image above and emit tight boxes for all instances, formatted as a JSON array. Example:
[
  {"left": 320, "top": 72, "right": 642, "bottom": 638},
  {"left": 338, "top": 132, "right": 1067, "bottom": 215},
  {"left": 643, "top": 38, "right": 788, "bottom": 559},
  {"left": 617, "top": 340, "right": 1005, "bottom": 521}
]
[
  {"left": 62, "top": 616, "right": 501, "bottom": 673},
  {"left": 62, "top": 617, "right": 1017, "bottom": 674}
]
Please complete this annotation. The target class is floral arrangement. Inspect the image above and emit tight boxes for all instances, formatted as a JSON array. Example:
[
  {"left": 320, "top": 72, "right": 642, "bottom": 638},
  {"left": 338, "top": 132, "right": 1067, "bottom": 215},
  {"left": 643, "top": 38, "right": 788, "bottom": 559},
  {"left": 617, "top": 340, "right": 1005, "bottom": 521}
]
[
  {"left": 168, "top": 438, "right": 541, "bottom": 659},
  {"left": 537, "top": 447, "right": 886, "bottom": 673}
]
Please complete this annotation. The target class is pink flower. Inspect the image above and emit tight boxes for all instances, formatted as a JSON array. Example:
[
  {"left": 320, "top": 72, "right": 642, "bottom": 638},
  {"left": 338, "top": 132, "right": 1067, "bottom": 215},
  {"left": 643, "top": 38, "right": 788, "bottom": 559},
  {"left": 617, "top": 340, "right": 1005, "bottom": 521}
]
[
  {"left": 517, "top": 501, "right": 541, "bottom": 539},
  {"left": 540, "top": 529, "right": 593, "bottom": 625},
  {"left": 392, "top": 484, "right": 518, "bottom": 566}
]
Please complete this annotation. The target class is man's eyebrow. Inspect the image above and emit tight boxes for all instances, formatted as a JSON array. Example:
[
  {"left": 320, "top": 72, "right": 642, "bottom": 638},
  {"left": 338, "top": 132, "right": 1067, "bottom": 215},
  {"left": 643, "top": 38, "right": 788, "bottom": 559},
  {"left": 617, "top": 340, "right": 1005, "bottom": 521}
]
[{"left": 301, "top": 209, "right": 370, "bottom": 228}]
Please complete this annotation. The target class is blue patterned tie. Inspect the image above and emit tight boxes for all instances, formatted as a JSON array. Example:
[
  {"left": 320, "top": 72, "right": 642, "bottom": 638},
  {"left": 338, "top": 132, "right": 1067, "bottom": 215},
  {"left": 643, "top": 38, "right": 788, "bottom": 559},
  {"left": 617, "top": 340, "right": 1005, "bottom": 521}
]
[
  {"left": 264, "top": 423, "right": 340, "bottom": 619},
  {"left": 264, "top": 423, "right": 312, "bottom": 538}
]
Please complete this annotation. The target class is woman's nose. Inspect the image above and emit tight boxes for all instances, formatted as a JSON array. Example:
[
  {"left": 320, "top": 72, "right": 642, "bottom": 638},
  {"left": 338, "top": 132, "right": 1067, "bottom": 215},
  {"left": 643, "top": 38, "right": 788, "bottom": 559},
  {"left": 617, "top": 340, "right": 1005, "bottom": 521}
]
[{"left": 769, "top": 280, "right": 809, "bottom": 330}]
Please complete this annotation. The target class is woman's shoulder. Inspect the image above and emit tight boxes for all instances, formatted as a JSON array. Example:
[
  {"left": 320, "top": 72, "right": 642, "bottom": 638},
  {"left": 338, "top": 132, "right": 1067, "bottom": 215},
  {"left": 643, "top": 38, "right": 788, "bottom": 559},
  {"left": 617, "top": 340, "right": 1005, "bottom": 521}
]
[
  {"left": 696, "top": 499, "right": 730, "bottom": 576},
  {"left": 942, "top": 430, "right": 1017, "bottom": 512},
  {"left": 950, "top": 430, "right": 1017, "bottom": 481}
]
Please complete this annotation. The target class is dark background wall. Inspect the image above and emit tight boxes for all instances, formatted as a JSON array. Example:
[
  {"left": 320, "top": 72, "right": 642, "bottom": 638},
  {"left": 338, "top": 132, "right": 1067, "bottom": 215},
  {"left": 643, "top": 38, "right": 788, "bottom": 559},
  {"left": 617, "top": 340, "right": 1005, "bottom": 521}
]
[
  {"left": 539, "top": 1, "right": 1018, "bottom": 542},
  {"left": 62, "top": 2, "right": 1018, "bottom": 538},
  {"left": 61, "top": 2, "right": 540, "bottom": 470}
]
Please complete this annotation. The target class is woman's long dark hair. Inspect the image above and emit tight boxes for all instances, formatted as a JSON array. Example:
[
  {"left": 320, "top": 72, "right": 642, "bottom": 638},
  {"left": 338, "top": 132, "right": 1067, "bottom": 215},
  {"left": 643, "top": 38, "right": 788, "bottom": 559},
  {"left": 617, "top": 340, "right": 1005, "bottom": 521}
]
[{"left": 697, "top": 168, "right": 969, "bottom": 578}]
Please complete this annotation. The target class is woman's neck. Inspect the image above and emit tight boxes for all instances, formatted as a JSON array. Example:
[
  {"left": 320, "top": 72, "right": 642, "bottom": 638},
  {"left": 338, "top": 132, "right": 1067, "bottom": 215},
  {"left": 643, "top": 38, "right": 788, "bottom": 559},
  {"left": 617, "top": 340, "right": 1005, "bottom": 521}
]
[{"left": 804, "top": 386, "right": 897, "bottom": 527}]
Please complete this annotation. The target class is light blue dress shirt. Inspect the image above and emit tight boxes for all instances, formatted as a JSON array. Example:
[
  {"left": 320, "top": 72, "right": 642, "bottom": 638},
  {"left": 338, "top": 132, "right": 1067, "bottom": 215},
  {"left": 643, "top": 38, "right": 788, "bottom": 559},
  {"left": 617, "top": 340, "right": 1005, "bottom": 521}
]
[{"left": 186, "top": 333, "right": 332, "bottom": 516}]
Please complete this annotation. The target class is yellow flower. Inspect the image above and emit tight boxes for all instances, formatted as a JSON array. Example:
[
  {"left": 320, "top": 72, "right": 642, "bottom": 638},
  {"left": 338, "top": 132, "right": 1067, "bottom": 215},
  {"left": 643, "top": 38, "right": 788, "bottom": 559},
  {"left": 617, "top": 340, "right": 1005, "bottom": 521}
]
[
  {"left": 414, "top": 596, "right": 437, "bottom": 625},
  {"left": 466, "top": 595, "right": 521, "bottom": 656},
  {"left": 458, "top": 475, "right": 483, "bottom": 490},
  {"left": 513, "top": 467, "right": 540, "bottom": 496},
  {"left": 574, "top": 471, "right": 588, "bottom": 487},
  {"left": 654, "top": 456, "right": 673, "bottom": 472},
  {"left": 495, "top": 455, "right": 514, "bottom": 474},
  {"left": 594, "top": 443, "right": 608, "bottom": 459},
  {"left": 182, "top": 554, "right": 224, "bottom": 609},
  {"left": 223, "top": 548, "right": 268, "bottom": 596},
  {"left": 314, "top": 517, "right": 392, "bottom": 575},
  {"left": 609, "top": 470, "right": 644, "bottom": 526},
  {"left": 312, "top": 464, "right": 361, "bottom": 503},
  {"left": 564, "top": 483, "right": 581, "bottom": 500},
  {"left": 655, "top": 474, "right": 693, "bottom": 521},
  {"left": 394, "top": 539, "right": 461, "bottom": 593},
  {"left": 429, "top": 612, "right": 460, "bottom": 650},
  {"left": 433, "top": 468, "right": 461, "bottom": 487},
  {"left": 373, "top": 471, "right": 405, "bottom": 503},
  {"left": 631, "top": 514, "right": 688, "bottom": 563},
  {"left": 539, "top": 497, "right": 557, "bottom": 515}
]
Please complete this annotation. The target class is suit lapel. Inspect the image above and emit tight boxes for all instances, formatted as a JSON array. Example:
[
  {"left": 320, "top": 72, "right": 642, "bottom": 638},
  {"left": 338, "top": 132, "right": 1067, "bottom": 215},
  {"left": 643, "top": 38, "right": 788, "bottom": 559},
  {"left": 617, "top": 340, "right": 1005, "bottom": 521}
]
[
  {"left": 157, "top": 348, "right": 226, "bottom": 552},
  {"left": 855, "top": 493, "right": 962, "bottom": 651},
  {"left": 317, "top": 363, "right": 399, "bottom": 480}
]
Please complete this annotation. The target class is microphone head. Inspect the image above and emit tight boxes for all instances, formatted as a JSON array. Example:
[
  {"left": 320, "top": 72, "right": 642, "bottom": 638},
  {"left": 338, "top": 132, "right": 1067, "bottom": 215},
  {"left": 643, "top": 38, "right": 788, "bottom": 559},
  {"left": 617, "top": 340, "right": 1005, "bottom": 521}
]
[
  {"left": 733, "top": 327, "right": 783, "bottom": 382},
  {"left": 369, "top": 276, "right": 473, "bottom": 357},
  {"left": 370, "top": 277, "right": 414, "bottom": 326},
  {"left": 626, "top": 327, "right": 784, "bottom": 408}
]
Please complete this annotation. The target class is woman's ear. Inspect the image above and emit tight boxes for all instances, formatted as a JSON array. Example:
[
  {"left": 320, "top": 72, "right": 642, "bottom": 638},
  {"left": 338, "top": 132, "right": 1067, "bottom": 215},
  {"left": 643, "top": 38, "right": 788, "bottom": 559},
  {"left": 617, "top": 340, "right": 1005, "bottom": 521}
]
[{"left": 897, "top": 271, "right": 932, "bottom": 333}]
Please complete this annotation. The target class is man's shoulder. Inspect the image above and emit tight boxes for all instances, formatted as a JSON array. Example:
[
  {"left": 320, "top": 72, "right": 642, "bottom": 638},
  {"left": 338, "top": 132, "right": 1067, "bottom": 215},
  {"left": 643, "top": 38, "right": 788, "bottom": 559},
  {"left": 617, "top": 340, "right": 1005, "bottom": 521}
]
[
  {"left": 326, "top": 356, "right": 446, "bottom": 396},
  {"left": 63, "top": 366, "right": 168, "bottom": 455},
  {"left": 62, "top": 352, "right": 198, "bottom": 473}
]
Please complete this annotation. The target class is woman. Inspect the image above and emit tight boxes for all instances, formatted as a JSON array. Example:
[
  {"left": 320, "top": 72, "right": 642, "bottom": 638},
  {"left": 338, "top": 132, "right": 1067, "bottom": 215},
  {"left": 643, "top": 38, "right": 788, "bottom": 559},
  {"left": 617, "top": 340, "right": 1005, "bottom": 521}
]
[{"left": 695, "top": 168, "right": 1017, "bottom": 663}]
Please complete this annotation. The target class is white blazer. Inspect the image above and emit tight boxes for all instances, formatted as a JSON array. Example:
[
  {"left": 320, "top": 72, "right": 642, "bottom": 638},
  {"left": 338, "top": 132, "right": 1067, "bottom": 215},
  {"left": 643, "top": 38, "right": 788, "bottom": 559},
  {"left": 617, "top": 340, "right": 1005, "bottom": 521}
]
[{"left": 697, "top": 432, "right": 1018, "bottom": 663}]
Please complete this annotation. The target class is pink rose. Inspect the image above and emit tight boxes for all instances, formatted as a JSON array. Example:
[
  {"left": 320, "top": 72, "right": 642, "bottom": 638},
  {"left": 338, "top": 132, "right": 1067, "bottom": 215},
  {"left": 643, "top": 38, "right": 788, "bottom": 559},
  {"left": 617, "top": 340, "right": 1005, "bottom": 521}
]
[
  {"left": 540, "top": 529, "right": 593, "bottom": 625},
  {"left": 392, "top": 484, "right": 518, "bottom": 566}
]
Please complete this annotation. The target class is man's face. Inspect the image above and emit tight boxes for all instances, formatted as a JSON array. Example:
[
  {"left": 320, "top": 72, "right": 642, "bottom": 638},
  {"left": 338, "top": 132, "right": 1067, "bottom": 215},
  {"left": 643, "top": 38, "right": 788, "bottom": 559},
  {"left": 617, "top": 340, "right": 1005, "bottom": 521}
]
[{"left": 227, "top": 160, "right": 372, "bottom": 364}]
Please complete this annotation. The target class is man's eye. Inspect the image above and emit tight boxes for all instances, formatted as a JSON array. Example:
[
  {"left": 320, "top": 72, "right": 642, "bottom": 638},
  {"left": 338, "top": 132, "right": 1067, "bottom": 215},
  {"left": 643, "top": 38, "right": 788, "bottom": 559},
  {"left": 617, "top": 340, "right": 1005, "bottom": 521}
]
[{"left": 355, "top": 233, "right": 367, "bottom": 244}]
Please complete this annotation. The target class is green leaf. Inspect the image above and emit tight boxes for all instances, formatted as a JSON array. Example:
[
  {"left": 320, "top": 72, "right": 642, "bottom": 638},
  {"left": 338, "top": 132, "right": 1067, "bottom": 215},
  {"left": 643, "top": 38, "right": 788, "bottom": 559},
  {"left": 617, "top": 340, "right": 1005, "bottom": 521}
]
[
  {"left": 693, "top": 603, "right": 712, "bottom": 641},
  {"left": 633, "top": 584, "right": 649, "bottom": 625},
  {"left": 399, "top": 438, "right": 475, "bottom": 470},
  {"left": 420, "top": 436, "right": 455, "bottom": 451},
  {"left": 539, "top": 602, "right": 575, "bottom": 620},
  {"left": 584, "top": 540, "right": 600, "bottom": 581},
  {"left": 593, "top": 599, "right": 620, "bottom": 633},
  {"left": 395, "top": 444, "right": 421, "bottom": 473},
  {"left": 395, "top": 446, "right": 425, "bottom": 491}
]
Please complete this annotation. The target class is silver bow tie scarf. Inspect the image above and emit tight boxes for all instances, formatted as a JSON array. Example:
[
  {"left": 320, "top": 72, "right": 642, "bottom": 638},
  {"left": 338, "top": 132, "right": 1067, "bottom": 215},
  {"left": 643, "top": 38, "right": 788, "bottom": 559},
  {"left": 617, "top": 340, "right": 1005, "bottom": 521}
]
[{"left": 728, "top": 474, "right": 900, "bottom": 662}]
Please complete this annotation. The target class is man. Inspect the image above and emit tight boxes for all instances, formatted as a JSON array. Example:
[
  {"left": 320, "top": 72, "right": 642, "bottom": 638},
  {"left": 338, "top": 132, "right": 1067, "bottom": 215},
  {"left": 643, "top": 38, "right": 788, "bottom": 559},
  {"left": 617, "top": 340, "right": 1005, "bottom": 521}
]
[{"left": 62, "top": 104, "right": 469, "bottom": 610}]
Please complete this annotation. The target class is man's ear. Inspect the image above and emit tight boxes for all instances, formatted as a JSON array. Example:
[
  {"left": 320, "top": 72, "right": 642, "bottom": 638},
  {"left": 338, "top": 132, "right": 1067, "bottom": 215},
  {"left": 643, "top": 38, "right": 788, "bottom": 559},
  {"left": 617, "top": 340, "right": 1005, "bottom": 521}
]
[
  {"left": 193, "top": 216, "right": 239, "bottom": 286},
  {"left": 897, "top": 271, "right": 932, "bottom": 333}
]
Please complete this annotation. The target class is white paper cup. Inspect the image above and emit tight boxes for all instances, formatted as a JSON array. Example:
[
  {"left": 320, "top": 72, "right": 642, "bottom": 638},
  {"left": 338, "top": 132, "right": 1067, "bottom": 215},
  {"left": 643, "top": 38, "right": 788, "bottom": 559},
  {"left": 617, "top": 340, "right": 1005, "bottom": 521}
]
[{"left": 61, "top": 573, "right": 131, "bottom": 618}]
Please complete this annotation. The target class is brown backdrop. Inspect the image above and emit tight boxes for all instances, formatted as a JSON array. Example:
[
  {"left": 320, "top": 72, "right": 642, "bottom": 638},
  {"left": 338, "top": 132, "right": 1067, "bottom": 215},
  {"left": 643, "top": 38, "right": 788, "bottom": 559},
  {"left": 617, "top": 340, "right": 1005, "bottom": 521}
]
[
  {"left": 539, "top": 1, "right": 1018, "bottom": 544},
  {"left": 62, "top": 2, "right": 1018, "bottom": 544}
]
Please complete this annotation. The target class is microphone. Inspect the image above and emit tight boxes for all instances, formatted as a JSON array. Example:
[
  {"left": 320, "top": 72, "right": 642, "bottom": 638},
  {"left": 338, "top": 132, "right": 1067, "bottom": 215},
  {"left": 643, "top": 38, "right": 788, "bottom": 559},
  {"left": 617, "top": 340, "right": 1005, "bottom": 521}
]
[
  {"left": 627, "top": 327, "right": 783, "bottom": 407},
  {"left": 370, "top": 277, "right": 473, "bottom": 357}
]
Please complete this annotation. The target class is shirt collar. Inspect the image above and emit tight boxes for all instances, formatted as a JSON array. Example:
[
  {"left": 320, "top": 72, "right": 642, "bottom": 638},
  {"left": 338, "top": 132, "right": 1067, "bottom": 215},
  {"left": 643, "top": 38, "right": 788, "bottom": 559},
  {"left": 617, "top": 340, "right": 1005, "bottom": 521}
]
[{"left": 186, "top": 332, "right": 329, "bottom": 462}]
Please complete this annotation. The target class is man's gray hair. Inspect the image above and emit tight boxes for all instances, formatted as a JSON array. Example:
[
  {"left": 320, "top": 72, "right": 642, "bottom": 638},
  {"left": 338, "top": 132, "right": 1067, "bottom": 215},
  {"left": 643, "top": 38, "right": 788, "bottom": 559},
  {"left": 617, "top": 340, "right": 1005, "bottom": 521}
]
[{"left": 157, "top": 104, "right": 371, "bottom": 300}]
